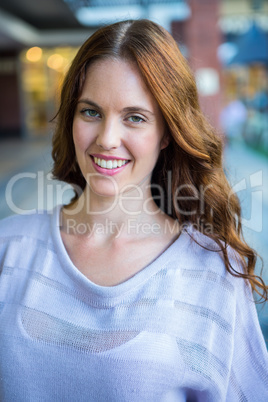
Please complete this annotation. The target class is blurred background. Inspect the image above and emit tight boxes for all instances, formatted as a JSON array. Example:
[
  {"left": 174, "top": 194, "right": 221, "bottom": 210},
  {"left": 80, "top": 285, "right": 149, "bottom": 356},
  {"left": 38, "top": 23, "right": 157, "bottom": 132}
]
[{"left": 0, "top": 0, "right": 267, "bottom": 345}]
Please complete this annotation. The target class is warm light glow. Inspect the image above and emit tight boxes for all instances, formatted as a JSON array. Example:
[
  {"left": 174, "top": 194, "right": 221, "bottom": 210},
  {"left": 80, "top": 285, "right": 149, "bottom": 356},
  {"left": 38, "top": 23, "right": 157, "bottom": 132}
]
[
  {"left": 47, "top": 54, "right": 65, "bottom": 71},
  {"left": 26, "top": 47, "right": 43, "bottom": 62}
]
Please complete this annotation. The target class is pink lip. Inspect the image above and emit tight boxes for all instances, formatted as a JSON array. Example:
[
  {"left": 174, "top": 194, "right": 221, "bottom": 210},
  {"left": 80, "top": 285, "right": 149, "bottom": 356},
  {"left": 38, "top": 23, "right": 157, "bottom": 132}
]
[
  {"left": 91, "top": 153, "right": 129, "bottom": 161},
  {"left": 90, "top": 156, "right": 130, "bottom": 176}
]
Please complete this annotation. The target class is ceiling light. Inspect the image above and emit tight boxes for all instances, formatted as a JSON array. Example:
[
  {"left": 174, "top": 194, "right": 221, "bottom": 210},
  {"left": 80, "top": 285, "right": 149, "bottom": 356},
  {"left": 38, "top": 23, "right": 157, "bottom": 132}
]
[{"left": 26, "top": 47, "right": 43, "bottom": 62}]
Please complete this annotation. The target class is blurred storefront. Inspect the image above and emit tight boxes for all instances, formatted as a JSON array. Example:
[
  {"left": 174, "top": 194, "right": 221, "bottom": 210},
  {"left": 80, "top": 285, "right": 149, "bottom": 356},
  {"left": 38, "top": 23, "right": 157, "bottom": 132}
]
[
  {"left": 0, "top": 46, "right": 78, "bottom": 139},
  {"left": 19, "top": 46, "right": 78, "bottom": 137}
]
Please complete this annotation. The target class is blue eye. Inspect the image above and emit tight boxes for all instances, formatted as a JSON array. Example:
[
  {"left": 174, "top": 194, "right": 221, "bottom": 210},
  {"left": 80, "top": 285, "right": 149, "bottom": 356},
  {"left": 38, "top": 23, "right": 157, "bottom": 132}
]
[
  {"left": 128, "top": 116, "right": 144, "bottom": 123},
  {"left": 81, "top": 109, "right": 100, "bottom": 118}
]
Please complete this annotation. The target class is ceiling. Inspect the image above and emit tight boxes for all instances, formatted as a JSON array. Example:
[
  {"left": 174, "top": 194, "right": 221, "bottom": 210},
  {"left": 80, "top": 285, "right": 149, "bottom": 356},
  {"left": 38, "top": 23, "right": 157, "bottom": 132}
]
[
  {"left": 0, "top": 0, "right": 81, "bottom": 30},
  {"left": 0, "top": 0, "right": 92, "bottom": 52},
  {"left": 0, "top": 0, "right": 189, "bottom": 52}
]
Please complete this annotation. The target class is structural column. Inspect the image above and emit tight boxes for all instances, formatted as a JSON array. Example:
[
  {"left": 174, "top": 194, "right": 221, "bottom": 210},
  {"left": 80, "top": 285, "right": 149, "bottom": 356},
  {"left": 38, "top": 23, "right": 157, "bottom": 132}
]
[{"left": 173, "top": 0, "right": 223, "bottom": 130}]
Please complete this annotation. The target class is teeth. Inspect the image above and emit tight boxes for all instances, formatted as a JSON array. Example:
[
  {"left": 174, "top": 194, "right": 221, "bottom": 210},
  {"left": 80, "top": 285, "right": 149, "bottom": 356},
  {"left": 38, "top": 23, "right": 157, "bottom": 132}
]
[{"left": 93, "top": 157, "right": 128, "bottom": 169}]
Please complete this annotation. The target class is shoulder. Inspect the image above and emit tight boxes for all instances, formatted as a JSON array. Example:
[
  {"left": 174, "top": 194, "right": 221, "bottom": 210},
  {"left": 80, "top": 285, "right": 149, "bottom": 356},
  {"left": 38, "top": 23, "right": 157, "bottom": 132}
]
[
  {"left": 0, "top": 208, "right": 57, "bottom": 243},
  {"left": 169, "top": 225, "right": 245, "bottom": 297},
  {"left": 0, "top": 207, "right": 61, "bottom": 274},
  {"left": 176, "top": 226, "right": 230, "bottom": 275}
]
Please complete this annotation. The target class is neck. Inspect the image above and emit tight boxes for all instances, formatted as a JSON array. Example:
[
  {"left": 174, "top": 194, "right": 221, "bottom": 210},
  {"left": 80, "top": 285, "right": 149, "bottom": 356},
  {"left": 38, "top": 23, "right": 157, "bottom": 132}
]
[{"left": 61, "top": 184, "right": 164, "bottom": 240}]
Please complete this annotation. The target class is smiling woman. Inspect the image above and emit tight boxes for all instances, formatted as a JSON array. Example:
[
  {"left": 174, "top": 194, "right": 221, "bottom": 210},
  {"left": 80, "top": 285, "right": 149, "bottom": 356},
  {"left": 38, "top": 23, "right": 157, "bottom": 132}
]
[
  {"left": 71, "top": 57, "right": 167, "bottom": 195},
  {"left": 0, "top": 19, "right": 268, "bottom": 402}
]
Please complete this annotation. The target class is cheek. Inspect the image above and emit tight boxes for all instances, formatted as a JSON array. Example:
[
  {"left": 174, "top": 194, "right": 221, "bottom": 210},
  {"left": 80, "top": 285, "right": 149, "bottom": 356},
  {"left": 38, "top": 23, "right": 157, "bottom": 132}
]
[
  {"left": 72, "top": 120, "right": 91, "bottom": 151},
  {"left": 138, "top": 130, "right": 164, "bottom": 156},
  {"left": 130, "top": 133, "right": 162, "bottom": 168}
]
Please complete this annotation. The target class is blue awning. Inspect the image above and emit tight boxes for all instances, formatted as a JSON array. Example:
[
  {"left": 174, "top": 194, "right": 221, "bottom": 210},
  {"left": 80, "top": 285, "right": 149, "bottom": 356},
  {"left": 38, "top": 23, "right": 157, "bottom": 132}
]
[{"left": 228, "top": 22, "right": 268, "bottom": 66}]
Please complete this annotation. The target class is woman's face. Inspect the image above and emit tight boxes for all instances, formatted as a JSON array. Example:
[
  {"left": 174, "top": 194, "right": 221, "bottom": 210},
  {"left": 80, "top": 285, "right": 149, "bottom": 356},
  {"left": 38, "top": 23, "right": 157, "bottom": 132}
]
[{"left": 72, "top": 58, "right": 168, "bottom": 199}]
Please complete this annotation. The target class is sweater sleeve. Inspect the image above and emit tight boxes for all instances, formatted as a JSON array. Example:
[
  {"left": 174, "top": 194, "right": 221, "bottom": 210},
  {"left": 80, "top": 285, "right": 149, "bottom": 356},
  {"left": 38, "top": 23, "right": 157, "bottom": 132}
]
[{"left": 226, "top": 278, "right": 268, "bottom": 400}]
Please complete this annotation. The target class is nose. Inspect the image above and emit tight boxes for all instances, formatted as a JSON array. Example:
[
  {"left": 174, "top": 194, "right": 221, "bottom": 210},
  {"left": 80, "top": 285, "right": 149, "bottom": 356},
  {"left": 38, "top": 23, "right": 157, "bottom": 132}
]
[{"left": 96, "top": 119, "right": 121, "bottom": 150}]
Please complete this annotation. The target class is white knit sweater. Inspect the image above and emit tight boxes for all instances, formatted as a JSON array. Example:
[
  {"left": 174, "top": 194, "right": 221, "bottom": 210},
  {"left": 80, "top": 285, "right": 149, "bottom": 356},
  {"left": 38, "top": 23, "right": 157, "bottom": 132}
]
[{"left": 0, "top": 206, "right": 267, "bottom": 401}]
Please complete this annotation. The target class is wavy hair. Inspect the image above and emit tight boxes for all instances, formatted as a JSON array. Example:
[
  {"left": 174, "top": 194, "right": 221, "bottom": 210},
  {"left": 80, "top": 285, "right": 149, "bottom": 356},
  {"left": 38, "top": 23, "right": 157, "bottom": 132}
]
[{"left": 52, "top": 19, "right": 267, "bottom": 301}]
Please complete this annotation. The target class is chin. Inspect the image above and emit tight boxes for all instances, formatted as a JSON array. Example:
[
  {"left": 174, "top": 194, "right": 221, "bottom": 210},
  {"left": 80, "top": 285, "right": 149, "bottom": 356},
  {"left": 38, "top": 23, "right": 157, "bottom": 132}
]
[{"left": 85, "top": 178, "right": 120, "bottom": 198}]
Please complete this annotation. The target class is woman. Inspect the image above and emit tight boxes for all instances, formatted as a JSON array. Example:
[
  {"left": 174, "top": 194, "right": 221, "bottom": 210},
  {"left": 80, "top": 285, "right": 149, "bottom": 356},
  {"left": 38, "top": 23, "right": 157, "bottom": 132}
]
[{"left": 0, "top": 19, "right": 267, "bottom": 401}]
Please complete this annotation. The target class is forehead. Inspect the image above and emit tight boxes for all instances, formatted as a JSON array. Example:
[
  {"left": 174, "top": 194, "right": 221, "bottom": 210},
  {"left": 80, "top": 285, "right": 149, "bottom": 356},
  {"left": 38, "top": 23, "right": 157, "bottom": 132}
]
[{"left": 79, "top": 57, "right": 159, "bottom": 111}]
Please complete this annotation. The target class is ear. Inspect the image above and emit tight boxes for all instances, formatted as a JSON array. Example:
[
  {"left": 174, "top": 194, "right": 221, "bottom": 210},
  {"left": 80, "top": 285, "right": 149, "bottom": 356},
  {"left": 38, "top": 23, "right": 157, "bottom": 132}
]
[{"left": 160, "top": 132, "right": 170, "bottom": 150}]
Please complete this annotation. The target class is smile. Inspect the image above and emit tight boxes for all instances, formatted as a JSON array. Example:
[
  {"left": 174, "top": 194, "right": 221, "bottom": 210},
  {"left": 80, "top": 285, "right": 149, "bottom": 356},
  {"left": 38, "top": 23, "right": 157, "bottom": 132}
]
[{"left": 93, "top": 157, "right": 129, "bottom": 170}]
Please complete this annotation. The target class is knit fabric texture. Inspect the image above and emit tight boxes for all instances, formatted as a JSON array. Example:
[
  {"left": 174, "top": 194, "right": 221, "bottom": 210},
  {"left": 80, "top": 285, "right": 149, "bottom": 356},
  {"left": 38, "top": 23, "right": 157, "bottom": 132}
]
[{"left": 0, "top": 205, "right": 268, "bottom": 401}]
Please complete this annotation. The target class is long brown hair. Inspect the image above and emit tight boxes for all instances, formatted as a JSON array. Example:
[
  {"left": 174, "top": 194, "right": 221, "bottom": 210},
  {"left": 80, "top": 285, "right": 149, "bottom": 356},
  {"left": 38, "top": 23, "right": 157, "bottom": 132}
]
[{"left": 52, "top": 19, "right": 267, "bottom": 301}]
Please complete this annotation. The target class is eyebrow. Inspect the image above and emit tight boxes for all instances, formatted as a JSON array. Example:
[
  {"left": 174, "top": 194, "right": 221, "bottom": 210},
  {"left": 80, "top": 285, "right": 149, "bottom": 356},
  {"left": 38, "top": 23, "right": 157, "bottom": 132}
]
[
  {"left": 77, "top": 99, "right": 154, "bottom": 116},
  {"left": 77, "top": 99, "right": 103, "bottom": 112},
  {"left": 123, "top": 106, "right": 154, "bottom": 116}
]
